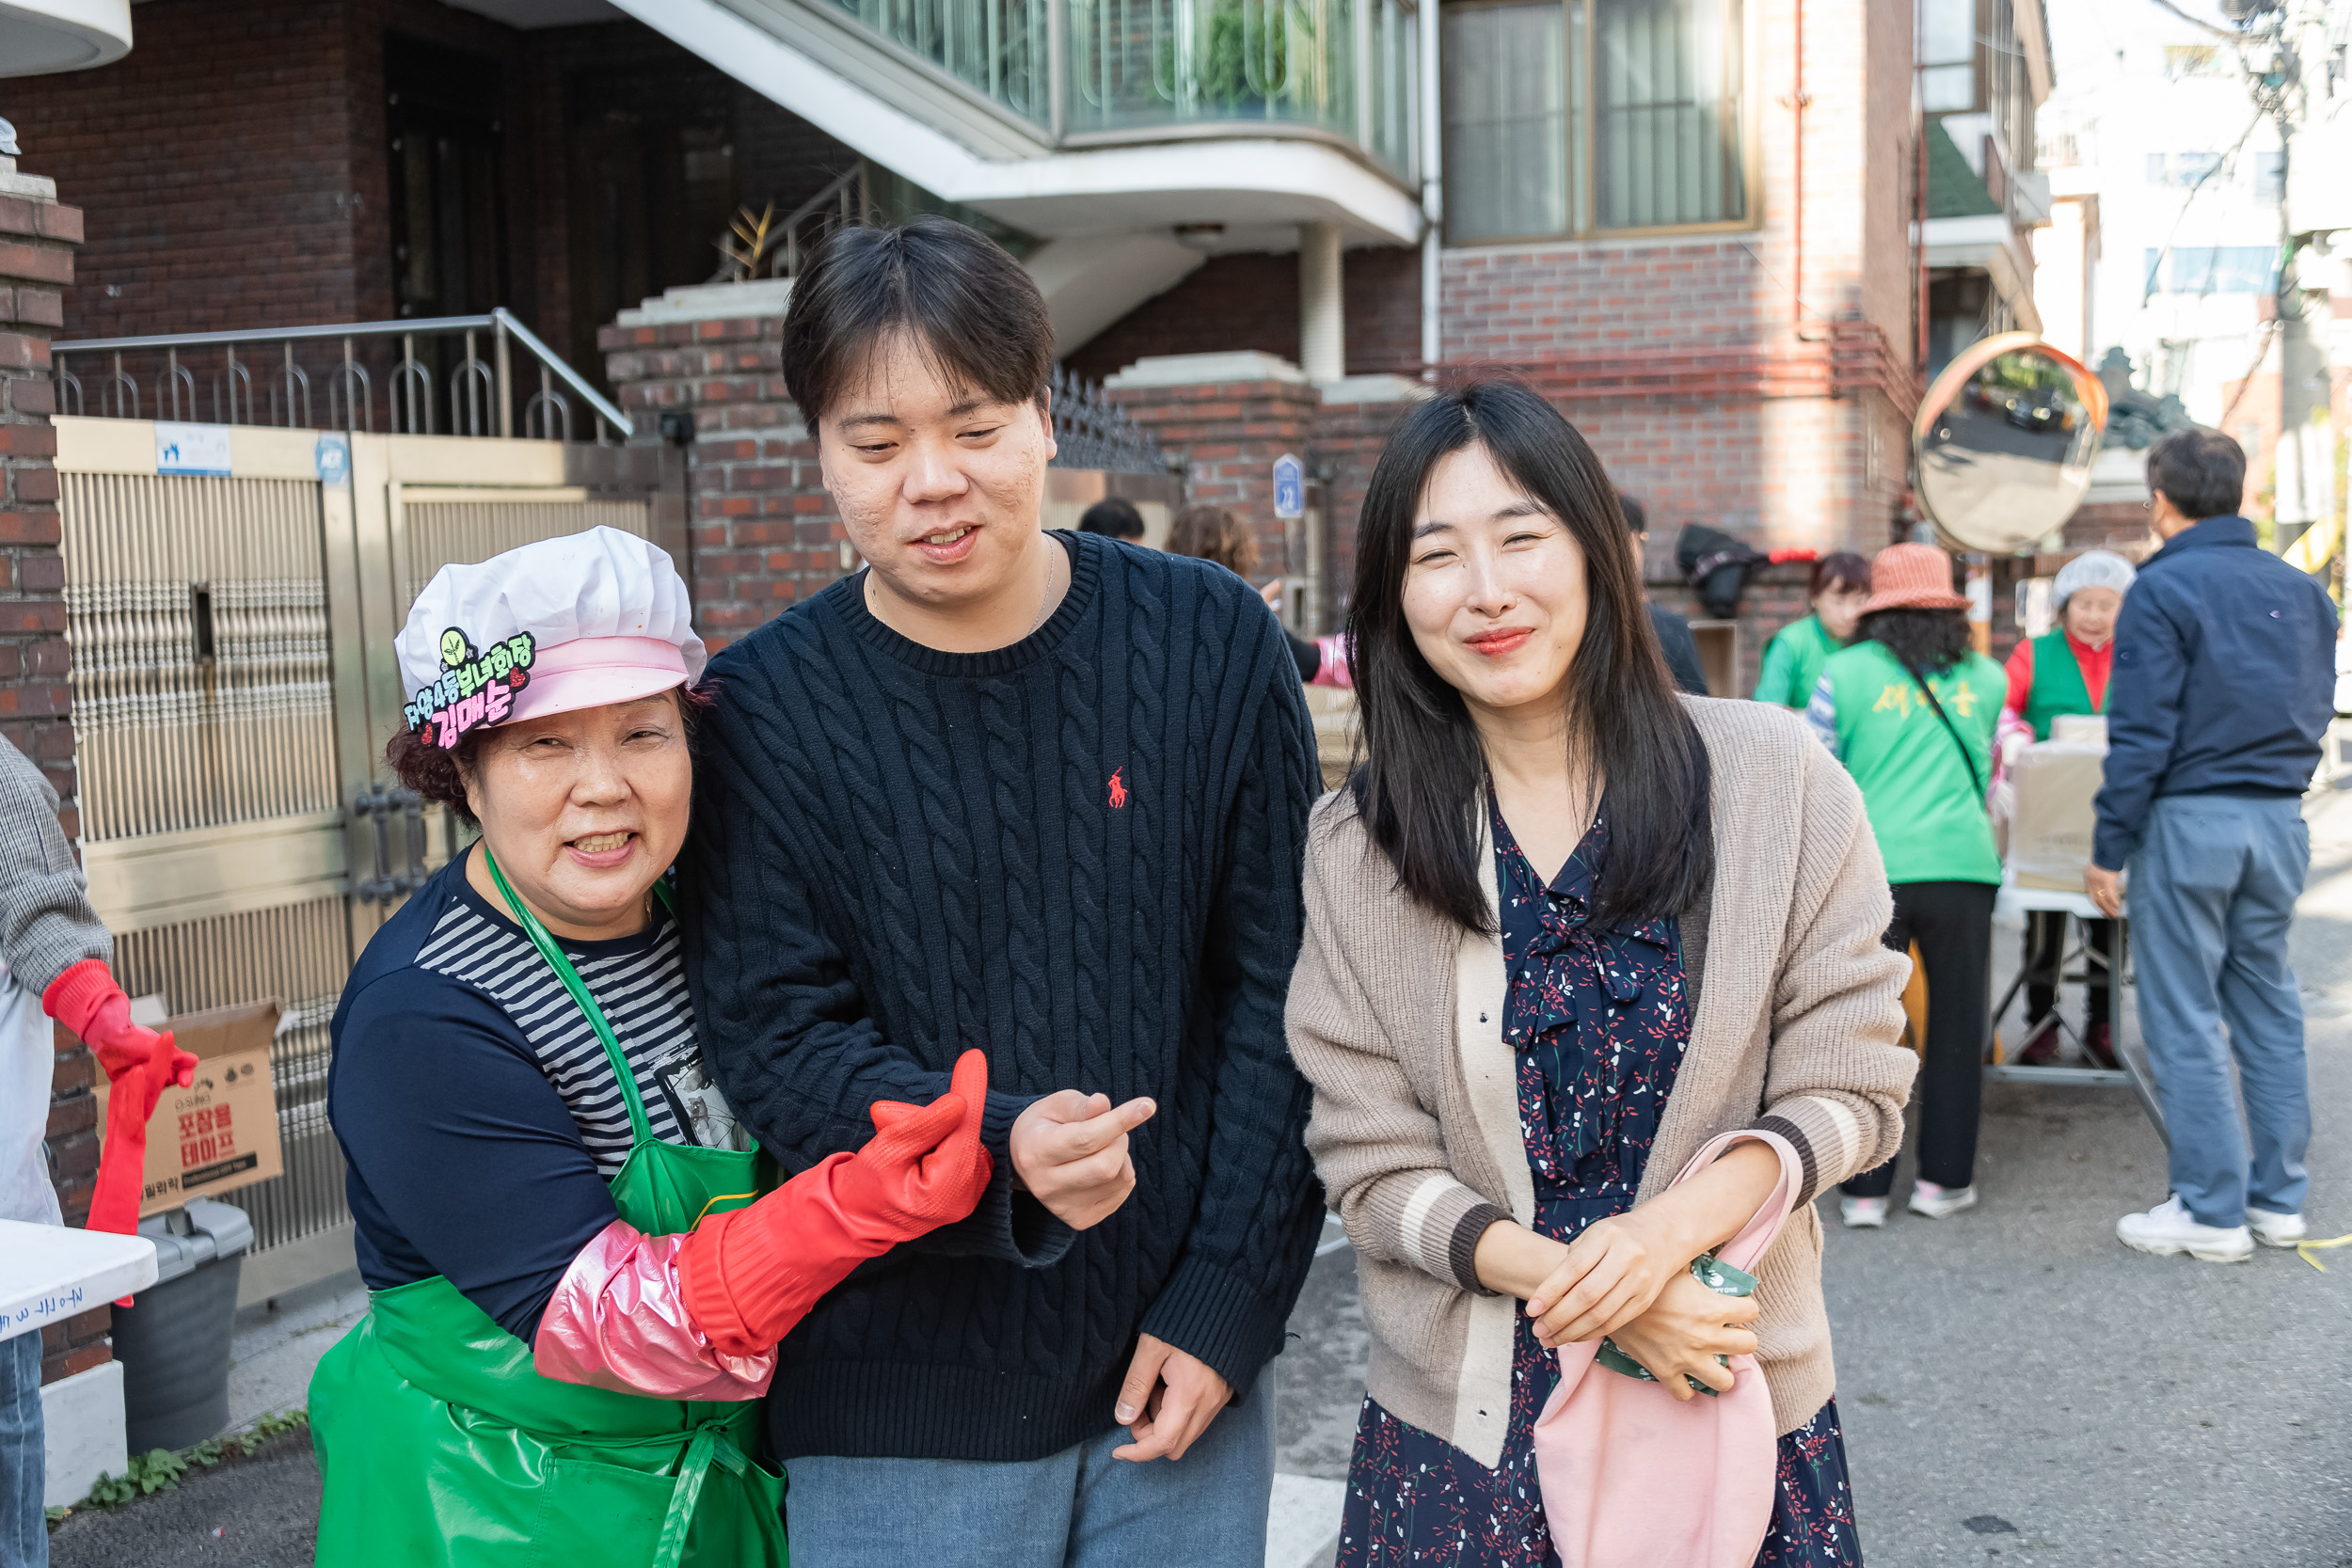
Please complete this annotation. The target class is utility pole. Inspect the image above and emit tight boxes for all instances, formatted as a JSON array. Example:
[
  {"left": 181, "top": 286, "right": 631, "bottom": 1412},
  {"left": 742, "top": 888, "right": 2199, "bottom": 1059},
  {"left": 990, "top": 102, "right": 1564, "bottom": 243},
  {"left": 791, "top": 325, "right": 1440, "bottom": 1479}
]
[{"left": 2223, "top": 0, "right": 2340, "bottom": 555}]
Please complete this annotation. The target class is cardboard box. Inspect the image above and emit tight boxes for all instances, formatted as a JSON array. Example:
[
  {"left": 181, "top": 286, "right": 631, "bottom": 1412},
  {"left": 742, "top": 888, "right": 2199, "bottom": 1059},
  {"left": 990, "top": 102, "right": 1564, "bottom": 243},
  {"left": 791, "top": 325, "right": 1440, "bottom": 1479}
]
[
  {"left": 2051, "top": 713, "right": 2109, "bottom": 750},
  {"left": 2009, "top": 743, "right": 2108, "bottom": 892},
  {"left": 90, "top": 1001, "right": 282, "bottom": 1219}
]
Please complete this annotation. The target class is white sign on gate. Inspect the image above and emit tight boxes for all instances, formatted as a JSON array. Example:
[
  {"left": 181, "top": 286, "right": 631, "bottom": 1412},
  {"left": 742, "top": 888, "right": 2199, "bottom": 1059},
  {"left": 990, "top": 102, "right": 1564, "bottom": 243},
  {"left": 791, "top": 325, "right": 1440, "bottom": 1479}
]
[
  {"left": 154, "top": 422, "right": 232, "bottom": 478},
  {"left": 1272, "top": 452, "right": 1305, "bottom": 519}
]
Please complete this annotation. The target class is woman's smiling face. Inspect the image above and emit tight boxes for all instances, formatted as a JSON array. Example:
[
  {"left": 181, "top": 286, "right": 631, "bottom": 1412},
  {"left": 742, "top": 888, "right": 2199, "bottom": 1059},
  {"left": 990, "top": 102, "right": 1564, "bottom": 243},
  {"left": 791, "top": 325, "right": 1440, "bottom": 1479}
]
[
  {"left": 1399, "top": 442, "right": 1589, "bottom": 721},
  {"left": 462, "top": 692, "right": 691, "bottom": 940}
]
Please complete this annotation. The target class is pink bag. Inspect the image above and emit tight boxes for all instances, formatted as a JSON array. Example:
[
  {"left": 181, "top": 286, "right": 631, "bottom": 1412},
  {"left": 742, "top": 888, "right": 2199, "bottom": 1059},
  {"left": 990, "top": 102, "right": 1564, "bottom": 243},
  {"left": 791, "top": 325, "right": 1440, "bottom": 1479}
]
[{"left": 1530, "top": 1131, "right": 1804, "bottom": 1568}]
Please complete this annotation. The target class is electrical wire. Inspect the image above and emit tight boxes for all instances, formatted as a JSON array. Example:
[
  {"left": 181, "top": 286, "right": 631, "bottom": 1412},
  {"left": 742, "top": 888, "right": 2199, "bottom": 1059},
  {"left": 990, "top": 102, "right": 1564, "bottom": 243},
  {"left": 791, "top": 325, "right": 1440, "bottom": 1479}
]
[
  {"left": 2143, "top": 0, "right": 2245, "bottom": 42},
  {"left": 2140, "top": 108, "right": 2265, "bottom": 305}
]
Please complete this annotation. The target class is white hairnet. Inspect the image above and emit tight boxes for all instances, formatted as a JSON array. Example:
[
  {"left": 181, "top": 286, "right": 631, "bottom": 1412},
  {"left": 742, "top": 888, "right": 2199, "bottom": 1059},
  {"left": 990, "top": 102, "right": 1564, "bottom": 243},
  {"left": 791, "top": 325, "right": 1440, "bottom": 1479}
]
[{"left": 2053, "top": 549, "right": 2137, "bottom": 612}]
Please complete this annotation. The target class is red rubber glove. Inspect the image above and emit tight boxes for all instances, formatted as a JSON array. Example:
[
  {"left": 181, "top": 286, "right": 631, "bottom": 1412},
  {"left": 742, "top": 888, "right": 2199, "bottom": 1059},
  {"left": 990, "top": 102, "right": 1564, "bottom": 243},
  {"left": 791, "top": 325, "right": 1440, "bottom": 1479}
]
[
  {"left": 45, "top": 959, "right": 198, "bottom": 1246},
  {"left": 680, "top": 1050, "right": 993, "bottom": 1357},
  {"left": 46, "top": 959, "right": 195, "bottom": 1095}
]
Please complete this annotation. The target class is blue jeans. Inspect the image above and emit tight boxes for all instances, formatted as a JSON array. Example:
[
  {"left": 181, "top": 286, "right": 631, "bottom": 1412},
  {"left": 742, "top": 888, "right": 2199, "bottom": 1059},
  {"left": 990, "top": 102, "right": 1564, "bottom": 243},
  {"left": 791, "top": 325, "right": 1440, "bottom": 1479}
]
[
  {"left": 2129, "top": 794, "right": 2312, "bottom": 1228},
  {"left": 1, "top": 1331, "right": 44, "bottom": 1568},
  {"left": 784, "top": 1370, "right": 1274, "bottom": 1568}
]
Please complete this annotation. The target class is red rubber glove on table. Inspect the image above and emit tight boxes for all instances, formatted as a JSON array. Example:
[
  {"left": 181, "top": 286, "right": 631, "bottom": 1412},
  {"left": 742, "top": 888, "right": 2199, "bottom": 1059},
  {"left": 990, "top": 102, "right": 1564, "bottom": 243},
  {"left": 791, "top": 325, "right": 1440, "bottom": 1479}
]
[{"left": 46, "top": 958, "right": 197, "bottom": 1241}]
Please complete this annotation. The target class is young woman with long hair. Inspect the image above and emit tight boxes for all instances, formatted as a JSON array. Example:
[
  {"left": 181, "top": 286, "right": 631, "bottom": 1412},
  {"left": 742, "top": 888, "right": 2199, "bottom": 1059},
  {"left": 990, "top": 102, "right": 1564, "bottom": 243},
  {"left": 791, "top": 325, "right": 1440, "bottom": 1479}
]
[{"left": 1288, "top": 379, "right": 1915, "bottom": 1567}]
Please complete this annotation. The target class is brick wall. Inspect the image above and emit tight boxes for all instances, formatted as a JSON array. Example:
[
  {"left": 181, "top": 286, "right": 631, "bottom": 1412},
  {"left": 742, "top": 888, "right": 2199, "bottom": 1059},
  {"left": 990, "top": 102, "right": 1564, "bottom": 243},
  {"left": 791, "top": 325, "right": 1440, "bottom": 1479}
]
[
  {"left": 4, "top": 0, "right": 361, "bottom": 338},
  {"left": 599, "top": 312, "right": 847, "bottom": 647},
  {"left": 4, "top": 1, "right": 854, "bottom": 385},
  {"left": 1065, "top": 246, "right": 1422, "bottom": 385},
  {"left": 1108, "top": 374, "right": 1321, "bottom": 593},
  {"left": 1058, "top": 0, "right": 1919, "bottom": 694},
  {"left": 1, "top": 162, "right": 108, "bottom": 1382},
  {"left": 1310, "top": 392, "right": 1423, "bottom": 626}
]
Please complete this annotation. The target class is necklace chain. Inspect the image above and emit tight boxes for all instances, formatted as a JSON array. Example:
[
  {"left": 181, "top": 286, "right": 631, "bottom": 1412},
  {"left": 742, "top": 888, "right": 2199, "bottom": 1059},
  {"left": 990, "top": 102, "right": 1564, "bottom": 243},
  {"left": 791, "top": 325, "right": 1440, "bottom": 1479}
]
[{"left": 1026, "top": 543, "right": 1055, "bottom": 638}]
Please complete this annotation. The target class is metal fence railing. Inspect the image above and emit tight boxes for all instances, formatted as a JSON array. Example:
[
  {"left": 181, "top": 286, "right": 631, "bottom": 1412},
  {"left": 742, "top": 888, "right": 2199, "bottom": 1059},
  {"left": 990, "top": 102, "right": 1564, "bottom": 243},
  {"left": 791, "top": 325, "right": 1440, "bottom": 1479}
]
[
  {"left": 52, "top": 308, "right": 635, "bottom": 446},
  {"left": 1048, "top": 365, "right": 1169, "bottom": 475},
  {"left": 833, "top": 0, "right": 1418, "bottom": 179}
]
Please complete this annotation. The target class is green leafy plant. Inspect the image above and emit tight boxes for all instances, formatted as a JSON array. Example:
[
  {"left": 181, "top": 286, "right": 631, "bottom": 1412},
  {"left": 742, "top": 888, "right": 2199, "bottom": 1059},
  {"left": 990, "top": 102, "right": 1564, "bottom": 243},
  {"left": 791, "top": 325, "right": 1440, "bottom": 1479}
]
[
  {"left": 68, "top": 1409, "right": 311, "bottom": 1514},
  {"left": 715, "top": 204, "right": 781, "bottom": 283},
  {"left": 1161, "top": 0, "right": 1314, "bottom": 109}
]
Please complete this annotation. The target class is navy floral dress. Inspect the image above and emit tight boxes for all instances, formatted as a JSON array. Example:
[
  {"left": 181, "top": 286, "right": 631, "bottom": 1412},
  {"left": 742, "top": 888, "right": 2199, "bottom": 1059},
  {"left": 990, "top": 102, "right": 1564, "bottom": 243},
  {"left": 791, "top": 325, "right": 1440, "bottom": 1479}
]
[{"left": 1336, "top": 798, "right": 1860, "bottom": 1568}]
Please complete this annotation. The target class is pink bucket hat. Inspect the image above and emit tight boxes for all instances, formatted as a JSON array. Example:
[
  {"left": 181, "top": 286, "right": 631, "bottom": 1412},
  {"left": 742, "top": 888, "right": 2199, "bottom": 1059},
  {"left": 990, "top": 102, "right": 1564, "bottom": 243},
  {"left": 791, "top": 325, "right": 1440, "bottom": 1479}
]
[
  {"left": 1860, "top": 543, "right": 1969, "bottom": 614},
  {"left": 395, "top": 527, "right": 706, "bottom": 750}
]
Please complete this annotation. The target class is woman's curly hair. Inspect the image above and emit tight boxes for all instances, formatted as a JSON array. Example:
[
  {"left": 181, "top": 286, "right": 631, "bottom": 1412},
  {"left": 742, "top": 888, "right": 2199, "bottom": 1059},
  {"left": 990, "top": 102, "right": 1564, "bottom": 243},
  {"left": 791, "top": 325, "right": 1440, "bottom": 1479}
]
[
  {"left": 1166, "top": 504, "right": 1260, "bottom": 578},
  {"left": 386, "top": 683, "right": 713, "bottom": 826}
]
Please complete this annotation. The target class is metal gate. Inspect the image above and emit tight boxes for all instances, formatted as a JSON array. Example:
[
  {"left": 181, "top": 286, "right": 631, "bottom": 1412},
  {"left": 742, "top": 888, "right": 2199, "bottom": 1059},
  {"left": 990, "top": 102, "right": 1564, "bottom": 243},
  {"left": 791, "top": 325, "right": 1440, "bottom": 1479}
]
[{"left": 55, "top": 416, "right": 676, "bottom": 1303}]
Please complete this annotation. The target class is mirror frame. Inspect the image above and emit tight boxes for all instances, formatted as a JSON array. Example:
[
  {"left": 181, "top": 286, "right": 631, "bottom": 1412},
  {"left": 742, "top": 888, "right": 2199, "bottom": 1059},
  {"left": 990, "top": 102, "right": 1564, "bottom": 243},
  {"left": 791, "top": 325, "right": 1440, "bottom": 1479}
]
[{"left": 1912, "top": 332, "right": 2109, "bottom": 553}]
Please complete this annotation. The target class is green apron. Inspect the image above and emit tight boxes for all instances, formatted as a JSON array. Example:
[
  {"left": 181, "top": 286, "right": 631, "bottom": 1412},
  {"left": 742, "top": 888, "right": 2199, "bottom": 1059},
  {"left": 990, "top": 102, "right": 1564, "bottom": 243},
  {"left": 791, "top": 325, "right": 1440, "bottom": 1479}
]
[
  {"left": 2021, "top": 628, "right": 2100, "bottom": 740},
  {"left": 310, "top": 853, "right": 787, "bottom": 1568}
]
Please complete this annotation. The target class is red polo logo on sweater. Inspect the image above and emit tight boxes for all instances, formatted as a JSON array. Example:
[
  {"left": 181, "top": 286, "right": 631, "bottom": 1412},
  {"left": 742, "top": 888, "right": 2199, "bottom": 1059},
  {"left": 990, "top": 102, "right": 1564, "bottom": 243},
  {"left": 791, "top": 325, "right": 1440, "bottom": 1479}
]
[{"left": 1107, "top": 768, "right": 1128, "bottom": 809}]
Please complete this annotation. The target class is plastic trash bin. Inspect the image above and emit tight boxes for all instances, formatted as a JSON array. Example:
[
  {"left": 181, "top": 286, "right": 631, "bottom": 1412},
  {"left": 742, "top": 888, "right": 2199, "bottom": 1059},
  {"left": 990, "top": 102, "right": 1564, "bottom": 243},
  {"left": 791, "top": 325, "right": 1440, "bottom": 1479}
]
[{"left": 109, "top": 1196, "right": 254, "bottom": 1452}]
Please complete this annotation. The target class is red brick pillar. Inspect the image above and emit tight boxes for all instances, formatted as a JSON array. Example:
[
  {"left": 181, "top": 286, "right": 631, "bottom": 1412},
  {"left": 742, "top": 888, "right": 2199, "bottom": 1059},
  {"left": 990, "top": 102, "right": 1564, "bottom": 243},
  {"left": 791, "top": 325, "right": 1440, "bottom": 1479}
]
[
  {"left": 598, "top": 290, "right": 847, "bottom": 651},
  {"left": 1301, "top": 380, "right": 1428, "bottom": 626},
  {"left": 3, "top": 151, "right": 107, "bottom": 1381},
  {"left": 1104, "top": 354, "right": 1323, "bottom": 587}
]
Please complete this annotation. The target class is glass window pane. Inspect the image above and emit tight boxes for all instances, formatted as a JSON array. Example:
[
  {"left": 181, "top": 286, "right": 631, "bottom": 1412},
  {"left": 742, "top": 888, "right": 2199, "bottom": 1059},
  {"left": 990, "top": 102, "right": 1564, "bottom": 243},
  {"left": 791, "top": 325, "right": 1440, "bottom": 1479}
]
[
  {"left": 1593, "top": 0, "right": 1742, "bottom": 230},
  {"left": 1918, "top": 0, "right": 1974, "bottom": 67},
  {"left": 1444, "top": 2, "right": 1570, "bottom": 242},
  {"left": 1920, "top": 62, "right": 1975, "bottom": 112}
]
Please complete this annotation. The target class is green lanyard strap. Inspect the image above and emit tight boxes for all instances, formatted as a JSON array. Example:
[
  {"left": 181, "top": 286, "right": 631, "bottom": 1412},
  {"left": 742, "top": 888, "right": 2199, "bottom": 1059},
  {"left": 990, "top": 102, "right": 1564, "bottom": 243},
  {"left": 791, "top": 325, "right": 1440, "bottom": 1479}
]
[{"left": 481, "top": 847, "right": 674, "bottom": 1148}]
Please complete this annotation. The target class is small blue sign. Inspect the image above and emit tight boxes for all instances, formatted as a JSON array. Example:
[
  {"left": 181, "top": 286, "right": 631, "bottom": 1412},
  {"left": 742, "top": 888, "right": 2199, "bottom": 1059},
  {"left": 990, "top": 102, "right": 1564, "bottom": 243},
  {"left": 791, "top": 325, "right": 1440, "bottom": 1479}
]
[
  {"left": 314, "top": 434, "right": 350, "bottom": 486},
  {"left": 154, "top": 422, "right": 231, "bottom": 477},
  {"left": 1272, "top": 452, "right": 1305, "bottom": 519}
]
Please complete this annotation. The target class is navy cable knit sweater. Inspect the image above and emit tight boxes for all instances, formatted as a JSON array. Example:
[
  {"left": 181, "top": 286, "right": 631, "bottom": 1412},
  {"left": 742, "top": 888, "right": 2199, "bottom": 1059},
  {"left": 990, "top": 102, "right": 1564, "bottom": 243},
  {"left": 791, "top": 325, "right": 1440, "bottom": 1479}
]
[{"left": 680, "top": 531, "right": 1325, "bottom": 1463}]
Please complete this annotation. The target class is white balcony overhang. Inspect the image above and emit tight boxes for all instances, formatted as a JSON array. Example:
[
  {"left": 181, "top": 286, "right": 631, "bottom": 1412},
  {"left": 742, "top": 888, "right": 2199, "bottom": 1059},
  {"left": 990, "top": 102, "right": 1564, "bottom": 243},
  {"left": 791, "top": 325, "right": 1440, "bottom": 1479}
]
[
  {"left": 0, "top": 0, "right": 131, "bottom": 76},
  {"left": 606, "top": 0, "right": 1424, "bottom": 247},
  {"left": 1918, "top": 214, "right": 2044, "bottom": 337}
]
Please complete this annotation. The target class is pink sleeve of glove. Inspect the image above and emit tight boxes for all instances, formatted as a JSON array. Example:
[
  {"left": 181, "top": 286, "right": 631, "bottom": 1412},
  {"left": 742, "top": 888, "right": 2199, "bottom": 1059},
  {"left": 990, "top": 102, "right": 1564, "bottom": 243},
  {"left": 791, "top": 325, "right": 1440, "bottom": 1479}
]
[
  {"left": 532, "top": 1217, "right": 776, "bottom": 1400},
  {"left": 1310, "top": 633, "right": 1353, "bottom": 689}
]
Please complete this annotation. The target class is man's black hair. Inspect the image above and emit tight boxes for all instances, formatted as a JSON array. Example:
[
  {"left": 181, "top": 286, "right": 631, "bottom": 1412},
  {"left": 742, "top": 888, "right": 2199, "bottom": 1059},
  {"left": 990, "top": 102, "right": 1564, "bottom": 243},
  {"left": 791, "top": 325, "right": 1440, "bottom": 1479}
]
[
  {"left": 781, "top": 215, "right": 1054, "bottom": 432},
  {"left": 1078, "top": 498, "right": 1146, "bottom": 540},
  {"left": 1618, "top": 493, "right": 1647, "bottom": 535},
  {"left": 2145, "top": 427, "right": 2247, "bottom": 522}
]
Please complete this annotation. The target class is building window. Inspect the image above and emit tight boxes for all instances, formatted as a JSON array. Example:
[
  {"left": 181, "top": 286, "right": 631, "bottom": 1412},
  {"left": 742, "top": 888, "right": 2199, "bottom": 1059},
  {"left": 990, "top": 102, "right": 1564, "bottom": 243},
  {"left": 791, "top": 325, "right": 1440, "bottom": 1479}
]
[
  {"left": 2253, "top": 150, "right": 2285, "bottom": 204},
  {"left": 1916, "top": 0, "right": 1976, "bottom": 113},
  {"left": 1443, "top": 0, "right": 1747, "bottom": 245},
  {"left": 2142, "top": 246, "right": 2278, "bottom": 294}
]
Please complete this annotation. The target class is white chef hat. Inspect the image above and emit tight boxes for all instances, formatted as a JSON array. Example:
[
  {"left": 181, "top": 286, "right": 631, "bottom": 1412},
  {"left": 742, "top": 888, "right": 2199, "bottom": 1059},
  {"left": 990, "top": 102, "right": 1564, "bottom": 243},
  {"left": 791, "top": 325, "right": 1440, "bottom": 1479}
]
[
  {"left": 396, "top": 527, "right": 707, "bottom": 750},
  {"left": 2052, "top": 549, "right": 2137, "bottom": 612}
]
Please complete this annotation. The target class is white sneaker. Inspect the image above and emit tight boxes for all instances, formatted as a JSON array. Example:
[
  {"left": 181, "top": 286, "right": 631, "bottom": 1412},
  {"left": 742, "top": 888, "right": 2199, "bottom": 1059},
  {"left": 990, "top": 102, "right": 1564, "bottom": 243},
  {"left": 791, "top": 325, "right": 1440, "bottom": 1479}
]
[
  {"left": 1907, "top": 1180, "right": 1978, "bottom": 1219},
  {"left": 2249, "top": 1208, "right": 2307, "bottom": 1248},
  {"left": 1840, "top": 1196, "right": 1888, "bottom": 1228},
  {"left": 2116, "top": 1195, "right": 2253, "bottom": 1262}
]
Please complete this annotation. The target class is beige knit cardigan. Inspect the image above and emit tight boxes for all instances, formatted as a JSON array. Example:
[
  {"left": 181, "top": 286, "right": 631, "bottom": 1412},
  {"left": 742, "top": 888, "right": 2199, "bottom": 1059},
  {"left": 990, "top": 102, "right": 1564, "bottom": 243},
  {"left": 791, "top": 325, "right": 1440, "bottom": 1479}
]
[{"left": 1287, "top": 696, "right": 1916, "bottom": 1464}]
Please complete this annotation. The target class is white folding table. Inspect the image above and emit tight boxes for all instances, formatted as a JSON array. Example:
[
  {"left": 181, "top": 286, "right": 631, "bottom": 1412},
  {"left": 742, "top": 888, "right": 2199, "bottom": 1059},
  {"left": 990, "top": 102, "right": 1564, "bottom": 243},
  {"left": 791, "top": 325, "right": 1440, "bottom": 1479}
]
[
  {"left": 1986, "top": 879, "right": 2167, "bottom": 1139},
  {"left": 0, "top": 1222, "right": 158, "bottom": 1340}
]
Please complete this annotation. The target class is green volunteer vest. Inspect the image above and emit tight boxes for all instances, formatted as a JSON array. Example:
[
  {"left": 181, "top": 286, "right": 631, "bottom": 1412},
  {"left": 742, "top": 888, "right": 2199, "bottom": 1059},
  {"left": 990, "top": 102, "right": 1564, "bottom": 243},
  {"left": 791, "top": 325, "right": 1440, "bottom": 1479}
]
[
  {"left": 1755, "top": 615, "right": 1843, "bottom": 710},
  {"left": 1820, "top": 641, "right": 2005, "bottom": 886},
  {"left": 310, "top": 860, "right": 787, "bottom": 1568},
  {"left": 2021, "top": 629, "right": 2100, "bottom": 741}
]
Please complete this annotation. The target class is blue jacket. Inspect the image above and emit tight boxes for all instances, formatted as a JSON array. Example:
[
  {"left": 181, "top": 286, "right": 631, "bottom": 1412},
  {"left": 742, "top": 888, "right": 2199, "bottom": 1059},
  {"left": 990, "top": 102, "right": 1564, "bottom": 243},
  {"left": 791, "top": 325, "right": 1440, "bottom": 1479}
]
[{"left": 2092, "top": 515, "right": 2339, "bottom": 869}]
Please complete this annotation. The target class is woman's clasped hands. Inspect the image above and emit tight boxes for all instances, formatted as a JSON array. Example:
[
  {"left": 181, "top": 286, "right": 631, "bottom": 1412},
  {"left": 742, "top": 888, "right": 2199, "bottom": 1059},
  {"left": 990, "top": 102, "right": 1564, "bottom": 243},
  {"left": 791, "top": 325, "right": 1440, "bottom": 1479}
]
[{"left": 1523, "top": 1209, "right": 1760, "bottom": 1401}]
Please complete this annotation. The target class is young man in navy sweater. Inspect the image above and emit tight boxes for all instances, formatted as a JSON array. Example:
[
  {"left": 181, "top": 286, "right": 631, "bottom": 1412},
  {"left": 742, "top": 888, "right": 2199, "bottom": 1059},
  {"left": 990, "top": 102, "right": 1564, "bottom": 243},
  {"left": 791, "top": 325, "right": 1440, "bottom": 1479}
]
[
  {"left": 679, "top": 216, "right": 1324, "bottom": 1564},
  {"left": 2089, "top": 428, "right": 2339, "bottom": 1264}
]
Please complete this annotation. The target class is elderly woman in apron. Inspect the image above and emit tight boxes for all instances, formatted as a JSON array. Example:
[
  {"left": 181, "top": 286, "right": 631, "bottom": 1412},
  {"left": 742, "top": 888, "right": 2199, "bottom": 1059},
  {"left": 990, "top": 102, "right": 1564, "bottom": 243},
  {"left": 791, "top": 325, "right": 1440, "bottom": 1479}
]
[
  {"left": 1998, "top": 549, "right": 2137, "bottom": 1069},
  {"left": 310, "top": 528, "right": 992, "bottom": 1566}
]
